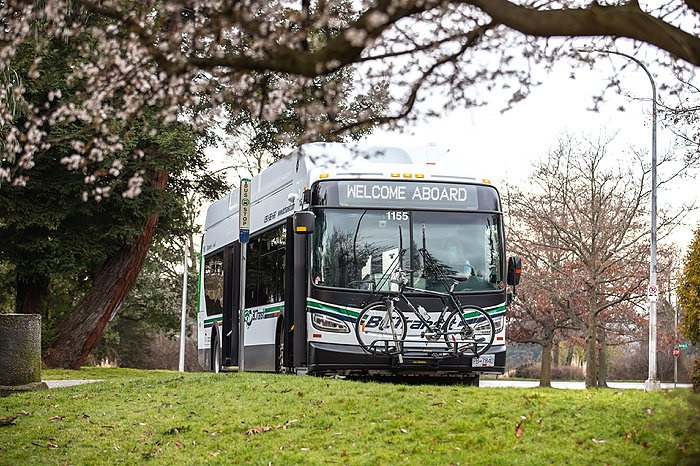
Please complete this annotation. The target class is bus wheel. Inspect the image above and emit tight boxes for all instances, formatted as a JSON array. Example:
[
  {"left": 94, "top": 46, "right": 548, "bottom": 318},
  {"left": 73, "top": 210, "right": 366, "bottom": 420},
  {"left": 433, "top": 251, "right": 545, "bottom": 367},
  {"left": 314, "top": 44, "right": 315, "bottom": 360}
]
[
  {"left": 211, "top": 332, "right": 221, "bottom": 374},
  {"left": 275, "top": 320, "right": 285, "bottom": 373}
]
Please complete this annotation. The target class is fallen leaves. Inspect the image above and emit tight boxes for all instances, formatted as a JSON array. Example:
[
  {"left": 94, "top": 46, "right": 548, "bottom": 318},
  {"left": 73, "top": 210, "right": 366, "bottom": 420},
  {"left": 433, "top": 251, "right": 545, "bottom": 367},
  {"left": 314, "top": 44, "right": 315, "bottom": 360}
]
[
  {"left": 245, "top": 419, "right": 299, "bottom": 436},
  {"left": 0, "top": 416, "right": 19, "bottom": 427},
  {"left": 245, "top": 425, "right": 274, "bottom": 435},
  {"left": 515, "top": 421, "right": 525, "bottom": 438}
]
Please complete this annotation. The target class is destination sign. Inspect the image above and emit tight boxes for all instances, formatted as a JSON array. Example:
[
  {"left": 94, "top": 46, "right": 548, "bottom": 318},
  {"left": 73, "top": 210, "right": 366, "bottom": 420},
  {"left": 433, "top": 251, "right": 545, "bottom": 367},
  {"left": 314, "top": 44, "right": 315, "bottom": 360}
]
[{"left": 337, "top": 181, "right": 479, "bottom": 210}]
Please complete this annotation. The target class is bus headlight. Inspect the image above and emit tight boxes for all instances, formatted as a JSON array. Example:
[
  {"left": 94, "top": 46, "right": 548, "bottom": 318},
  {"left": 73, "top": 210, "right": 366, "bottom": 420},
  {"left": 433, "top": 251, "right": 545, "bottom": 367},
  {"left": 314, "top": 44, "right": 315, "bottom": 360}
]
[
  {"left": 492, "top": 315, "right": 504, "bottom": 333},
  {"left": 311, "top": 313, "right": 350, "bottom": 333}
]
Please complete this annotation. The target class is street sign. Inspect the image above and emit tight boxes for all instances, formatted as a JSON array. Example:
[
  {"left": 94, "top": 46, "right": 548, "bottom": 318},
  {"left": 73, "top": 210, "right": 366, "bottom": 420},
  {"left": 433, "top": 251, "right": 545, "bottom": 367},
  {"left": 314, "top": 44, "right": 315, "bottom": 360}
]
[
  {"left": 673, "top": 347, "right": 680, "bottom": 358},
  {"left": 647, "top": 284, "right": 658, "bottom": 302},
  {"left": 239, "top": 178, "right": 251, "bottom": 243},
  {"left": 676, "top": 343, "right": 689, "bottom": 349}
]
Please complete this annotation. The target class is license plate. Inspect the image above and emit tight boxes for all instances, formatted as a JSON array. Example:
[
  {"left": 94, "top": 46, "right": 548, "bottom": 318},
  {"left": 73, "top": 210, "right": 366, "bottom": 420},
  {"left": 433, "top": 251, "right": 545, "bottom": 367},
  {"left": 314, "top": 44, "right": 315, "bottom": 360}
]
[{"left": 471, "top": 355, "right": 495, "bottom": 367}]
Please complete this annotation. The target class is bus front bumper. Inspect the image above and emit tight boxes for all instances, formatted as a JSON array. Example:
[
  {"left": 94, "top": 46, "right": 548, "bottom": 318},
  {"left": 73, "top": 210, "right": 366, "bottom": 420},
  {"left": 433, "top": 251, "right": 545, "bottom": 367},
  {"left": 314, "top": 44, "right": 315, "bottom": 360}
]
[{"left": 307, "top": 342, "right": 506, "bottom": 376}]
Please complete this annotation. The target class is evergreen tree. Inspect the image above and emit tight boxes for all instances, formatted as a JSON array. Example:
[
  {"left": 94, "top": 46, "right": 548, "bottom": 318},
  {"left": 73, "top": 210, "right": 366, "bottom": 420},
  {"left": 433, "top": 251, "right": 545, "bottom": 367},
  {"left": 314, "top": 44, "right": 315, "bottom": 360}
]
[{"left": 679, "top": 226, "right": 700, "bottom": 345}]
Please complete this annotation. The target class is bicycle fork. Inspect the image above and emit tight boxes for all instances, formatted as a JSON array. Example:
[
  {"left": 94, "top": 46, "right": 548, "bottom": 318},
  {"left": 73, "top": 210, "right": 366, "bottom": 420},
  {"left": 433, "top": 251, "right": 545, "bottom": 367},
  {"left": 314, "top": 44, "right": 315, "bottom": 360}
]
[{"left": 380, "top": 298, "right": 403, "bottom": 364}]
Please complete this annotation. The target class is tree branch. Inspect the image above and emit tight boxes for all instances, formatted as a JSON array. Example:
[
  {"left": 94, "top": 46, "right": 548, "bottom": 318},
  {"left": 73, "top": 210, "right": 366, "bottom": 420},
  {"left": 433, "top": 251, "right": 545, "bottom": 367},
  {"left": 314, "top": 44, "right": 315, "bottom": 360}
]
[{"left": 465, "top": 0, "right": 700, "bottom": 66}]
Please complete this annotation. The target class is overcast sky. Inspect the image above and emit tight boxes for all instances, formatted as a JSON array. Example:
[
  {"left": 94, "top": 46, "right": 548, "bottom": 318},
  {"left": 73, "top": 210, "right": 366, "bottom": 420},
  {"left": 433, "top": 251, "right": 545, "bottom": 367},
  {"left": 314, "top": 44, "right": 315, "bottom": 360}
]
[
  {"left": 362, "top": 61, "right": 699, "bottom": 254},
  {"left": 206, "top": 56, "right": 698, "bottom": 257}
]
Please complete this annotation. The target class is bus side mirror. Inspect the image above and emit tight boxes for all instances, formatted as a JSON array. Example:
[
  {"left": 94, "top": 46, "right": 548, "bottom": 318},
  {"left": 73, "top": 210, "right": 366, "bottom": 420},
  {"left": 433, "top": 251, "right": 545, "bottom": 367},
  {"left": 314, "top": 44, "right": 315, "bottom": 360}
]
[
  {"left": 507, "top": 256, "right": 522, "bottom": 286},
  {"left": 293, "top": 211, "right": 315, "bottom": 234}
]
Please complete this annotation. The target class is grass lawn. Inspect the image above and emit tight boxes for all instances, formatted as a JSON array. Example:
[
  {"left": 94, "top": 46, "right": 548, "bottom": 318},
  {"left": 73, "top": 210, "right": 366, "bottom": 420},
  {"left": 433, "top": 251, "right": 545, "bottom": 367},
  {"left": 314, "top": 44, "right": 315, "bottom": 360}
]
[{"left": 1, "top": 368, "right": 698, "bottom": 465}]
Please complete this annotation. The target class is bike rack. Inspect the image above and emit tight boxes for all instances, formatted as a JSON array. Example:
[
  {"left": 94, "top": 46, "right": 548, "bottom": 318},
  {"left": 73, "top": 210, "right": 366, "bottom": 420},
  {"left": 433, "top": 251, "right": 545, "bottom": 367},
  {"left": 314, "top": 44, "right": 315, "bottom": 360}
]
[{"left": 367, "top": 338, "right": 481, "bottom": 360}]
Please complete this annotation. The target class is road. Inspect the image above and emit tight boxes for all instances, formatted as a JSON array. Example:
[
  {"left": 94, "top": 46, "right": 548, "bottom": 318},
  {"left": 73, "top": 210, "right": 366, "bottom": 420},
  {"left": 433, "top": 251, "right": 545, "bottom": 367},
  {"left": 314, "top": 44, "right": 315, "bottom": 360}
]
[
  {"left": 480, "top": 379, "right": 693, "bottom": 390},
  {"left": 42, "top": 378, "right": 692, "bottom": 390},
  {"left": 44, "top": 379, "right": 101, "bottom": 389}
]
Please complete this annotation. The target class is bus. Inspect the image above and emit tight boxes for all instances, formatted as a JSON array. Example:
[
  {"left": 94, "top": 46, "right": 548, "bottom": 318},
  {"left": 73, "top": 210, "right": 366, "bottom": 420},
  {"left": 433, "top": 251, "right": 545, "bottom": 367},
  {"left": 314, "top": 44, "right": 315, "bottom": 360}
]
[{"left": 197, "top": 143, "right": 520, "bottom": 382}]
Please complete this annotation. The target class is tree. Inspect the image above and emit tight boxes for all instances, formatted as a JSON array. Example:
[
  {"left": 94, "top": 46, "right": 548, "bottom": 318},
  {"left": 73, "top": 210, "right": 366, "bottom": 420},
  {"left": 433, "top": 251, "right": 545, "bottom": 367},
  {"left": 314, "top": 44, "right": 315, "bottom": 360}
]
[
  {"left": 0, "top": 26, "right": 227, "bottom": 368},
  {"left": 1, "top": 9, "right": 387, "bottom": 369},
  {"left": 506, "top": 199, "right": 575, "bottom": 387},
  {"left": 507, "top": 135, "right": 681, "bottom": 387},
  {"left": 679, "top": 226, "right": 700, "bottom": 345},
  {"left": 1, "top": 1, "right": 699, "bottom": 191},
  {"left": 506, "top": 264, "right": 573, "bottom": 387}
]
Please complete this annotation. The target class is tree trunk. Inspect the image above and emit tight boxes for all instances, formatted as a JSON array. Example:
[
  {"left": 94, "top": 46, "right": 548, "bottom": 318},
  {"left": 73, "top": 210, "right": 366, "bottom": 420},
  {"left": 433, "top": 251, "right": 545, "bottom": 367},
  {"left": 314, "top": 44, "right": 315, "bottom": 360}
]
[
  {"left": 565, "top": 343, "right": 574, "bottom": 365},
  {"left": 552, "top": 340, "right": 560, "bottom": 367},
  {"left": 15, "top": 273, "right": 50, "bottom": 315},
  {"left": 596, "top": 327, "right": 608, "bottom": 387},
  {"left": 540, "top": 340, "right": 553, "bottom": 388},
  {"left": 43, "top": 171, "right": 168, "bottom": 369},
  {"left": 585, "top": 312, "right": 598, "bottom": 388}
]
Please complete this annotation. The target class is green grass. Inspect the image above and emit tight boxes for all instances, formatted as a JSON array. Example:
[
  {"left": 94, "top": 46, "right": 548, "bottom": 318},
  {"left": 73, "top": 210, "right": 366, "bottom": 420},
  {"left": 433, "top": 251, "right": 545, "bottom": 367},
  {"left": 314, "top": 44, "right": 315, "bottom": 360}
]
[{"left": 1, "top": 368, "right": 698, "bottom": 465}]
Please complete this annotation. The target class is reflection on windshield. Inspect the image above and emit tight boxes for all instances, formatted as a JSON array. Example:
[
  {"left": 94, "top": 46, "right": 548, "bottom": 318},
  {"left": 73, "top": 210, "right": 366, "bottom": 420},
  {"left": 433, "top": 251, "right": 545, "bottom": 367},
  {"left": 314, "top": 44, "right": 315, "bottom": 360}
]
[
  {"left": 312, "top": 209, "right": 503, "bottom": 293},
  {"left": 412, "top": 211, "right": 502, "bottom": 292},
  {"left": 312, "top": 210, "right": 409, "bottom": 291}
]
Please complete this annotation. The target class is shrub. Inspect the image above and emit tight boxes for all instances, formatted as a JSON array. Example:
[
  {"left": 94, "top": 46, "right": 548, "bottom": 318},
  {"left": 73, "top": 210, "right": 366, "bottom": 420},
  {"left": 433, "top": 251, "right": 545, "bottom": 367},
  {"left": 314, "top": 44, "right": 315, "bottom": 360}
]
[{"left": 692, "top": 358, "right": 700, "bottom": 393}]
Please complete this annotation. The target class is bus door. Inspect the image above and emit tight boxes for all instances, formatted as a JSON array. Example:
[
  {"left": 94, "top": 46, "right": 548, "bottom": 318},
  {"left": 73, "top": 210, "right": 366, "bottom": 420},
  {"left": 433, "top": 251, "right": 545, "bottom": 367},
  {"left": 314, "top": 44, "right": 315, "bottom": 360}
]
[
  {"left": 222, "top": 243, "right": 240, "bottom": 366},
  {"left": 287, "top": 216, "right": 309, "bottom": 368}
]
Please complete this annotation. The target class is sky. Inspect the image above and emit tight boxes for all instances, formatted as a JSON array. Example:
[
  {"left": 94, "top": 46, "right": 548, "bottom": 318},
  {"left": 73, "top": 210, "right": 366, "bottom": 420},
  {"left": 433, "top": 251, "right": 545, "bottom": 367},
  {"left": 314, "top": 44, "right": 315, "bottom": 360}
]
[
  {"left": 206, "top": 56, "right": 698, "bottom": 259},
  {"left": 361, "top": 61, "right": 699, "bottom": 255}
]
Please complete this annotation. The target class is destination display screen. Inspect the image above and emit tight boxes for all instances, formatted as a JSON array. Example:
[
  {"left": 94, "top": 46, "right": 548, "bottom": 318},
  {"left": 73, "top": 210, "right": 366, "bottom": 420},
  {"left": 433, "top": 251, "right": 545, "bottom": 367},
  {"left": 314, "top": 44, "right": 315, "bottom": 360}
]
[{"left": 311, "top": 180, "right": 500, "bottom": 211}]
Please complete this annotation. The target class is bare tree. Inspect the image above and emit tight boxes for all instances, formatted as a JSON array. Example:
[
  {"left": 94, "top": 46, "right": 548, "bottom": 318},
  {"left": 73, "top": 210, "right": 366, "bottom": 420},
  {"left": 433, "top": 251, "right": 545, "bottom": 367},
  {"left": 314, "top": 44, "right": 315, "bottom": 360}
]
[{"left": 507, "top": 135, "right": 684, "bottom": 387}]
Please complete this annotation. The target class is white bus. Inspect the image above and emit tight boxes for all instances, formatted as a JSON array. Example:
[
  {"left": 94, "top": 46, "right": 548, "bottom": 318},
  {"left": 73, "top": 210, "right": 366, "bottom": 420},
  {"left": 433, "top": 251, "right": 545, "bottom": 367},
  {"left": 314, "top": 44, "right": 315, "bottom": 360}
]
[{"left": 198, "top": 143, "right": 520, "bottom": 382}]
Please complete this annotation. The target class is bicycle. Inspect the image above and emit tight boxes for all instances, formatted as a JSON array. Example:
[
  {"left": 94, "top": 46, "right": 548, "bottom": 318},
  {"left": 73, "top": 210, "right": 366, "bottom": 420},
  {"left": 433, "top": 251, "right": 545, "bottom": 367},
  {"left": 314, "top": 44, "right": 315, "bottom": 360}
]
[{"left": 354, "top": 246, "right": 496, "bottom": 361}]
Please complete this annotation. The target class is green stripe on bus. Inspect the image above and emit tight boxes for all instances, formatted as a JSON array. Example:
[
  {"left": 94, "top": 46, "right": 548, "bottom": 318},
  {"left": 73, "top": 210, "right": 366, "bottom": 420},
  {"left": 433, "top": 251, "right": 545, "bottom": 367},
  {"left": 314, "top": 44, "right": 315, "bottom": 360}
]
[
  {"left": 307, "top": 299, "right": 360, "bottom": 318},
  {"left": 263, "top": 304, "right": 284, "bottom": 314},
  {"left": 307, "top": 298, "right": 504, "bottom": 320},
  {"left": 204, "top": 316, "right": 222, "bottom": 324}
]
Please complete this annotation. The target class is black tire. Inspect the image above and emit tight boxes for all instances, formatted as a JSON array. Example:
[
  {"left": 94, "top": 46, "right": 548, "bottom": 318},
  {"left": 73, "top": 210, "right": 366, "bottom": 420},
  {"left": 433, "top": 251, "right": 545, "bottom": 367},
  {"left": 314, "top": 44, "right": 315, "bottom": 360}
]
[
  {"left": 443, "top": 305, "right": 495, "bottom": 357},
  {"left": 355, "top": 301, "right": 407, "bottom": 354},
  {"left": 211, "top": 331, "right": 221, "bottom": 373}
]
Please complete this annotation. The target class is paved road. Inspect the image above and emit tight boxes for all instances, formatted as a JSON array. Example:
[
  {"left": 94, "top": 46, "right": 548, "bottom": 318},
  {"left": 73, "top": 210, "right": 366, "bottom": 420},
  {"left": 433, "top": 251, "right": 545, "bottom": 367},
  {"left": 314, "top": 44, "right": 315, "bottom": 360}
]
[
  {"left": 480, "top": 379, "right": 693, "bottom": 390},
  {"left": 44, "top": 379, "right": 101, "bottom": 389},
  {"left": 42, "top": 378, "right": 691, "bottom": 390}
]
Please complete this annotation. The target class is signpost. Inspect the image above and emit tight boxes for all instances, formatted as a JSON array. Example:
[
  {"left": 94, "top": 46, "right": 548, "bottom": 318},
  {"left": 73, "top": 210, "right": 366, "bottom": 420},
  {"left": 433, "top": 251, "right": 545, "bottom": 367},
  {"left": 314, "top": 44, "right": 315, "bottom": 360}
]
[
  {"left": 178, "top": 244, "right": 188, "bottom": 372},
  {"left": 238, "top": 178, "right": 251, "bottom": 372}
]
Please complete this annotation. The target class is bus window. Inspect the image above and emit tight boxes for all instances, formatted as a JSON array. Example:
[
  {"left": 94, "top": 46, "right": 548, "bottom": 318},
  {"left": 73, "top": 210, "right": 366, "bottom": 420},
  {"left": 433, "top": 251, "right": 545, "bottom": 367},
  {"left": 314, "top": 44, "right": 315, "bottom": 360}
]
[
  {"left": 246, "top": 224, "right": 286, "bottom": 307},
  {"left": 204, "top": 251, "right": 224, "bottom": 316},
  {"left": 412, "top": 211, "right": 503, "bottom": 292}
]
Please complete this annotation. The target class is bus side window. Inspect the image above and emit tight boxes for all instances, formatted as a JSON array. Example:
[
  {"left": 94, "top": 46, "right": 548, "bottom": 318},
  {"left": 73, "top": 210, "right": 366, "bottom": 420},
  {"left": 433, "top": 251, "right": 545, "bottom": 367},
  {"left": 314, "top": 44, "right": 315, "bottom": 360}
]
[
  {"left": 245, "top": 239, "right": 261, "bottom": 307},
  {"left": 245, "top": 224, "right": 286, "bottom": 308},
  {"left": 204, "top": 251, "right": 224, "bottom": 316}
]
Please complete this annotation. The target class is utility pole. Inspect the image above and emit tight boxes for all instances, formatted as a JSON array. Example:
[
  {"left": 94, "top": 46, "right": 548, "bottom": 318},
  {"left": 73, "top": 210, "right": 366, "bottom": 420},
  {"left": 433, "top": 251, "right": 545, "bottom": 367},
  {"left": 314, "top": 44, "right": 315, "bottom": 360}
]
[
  {"left": 573, "top": 48, "right": 660, "bottom": 391},
  {"left": 178, "top": 243, "right": 188, "bottom": 373},
  {"left": 674, "top": 298, "right": 678, "bottom": 389}
]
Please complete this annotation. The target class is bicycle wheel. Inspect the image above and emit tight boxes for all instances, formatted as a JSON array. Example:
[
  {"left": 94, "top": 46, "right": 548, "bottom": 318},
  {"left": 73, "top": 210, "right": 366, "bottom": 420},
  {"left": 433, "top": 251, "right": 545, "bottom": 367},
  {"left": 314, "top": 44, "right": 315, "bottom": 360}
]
[
  {"left": 443, "top": 305, "right": 495, "bottom": 357},
  {"left": 355, "top": 301, "right": 407, "bottom": 355}
]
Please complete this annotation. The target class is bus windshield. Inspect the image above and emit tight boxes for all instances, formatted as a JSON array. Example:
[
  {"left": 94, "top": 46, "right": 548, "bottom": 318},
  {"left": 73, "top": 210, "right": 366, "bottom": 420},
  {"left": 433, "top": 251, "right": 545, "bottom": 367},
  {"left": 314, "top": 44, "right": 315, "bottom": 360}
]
[{"left": 312, "top": 209, "right": 504, "bottom": 293}]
